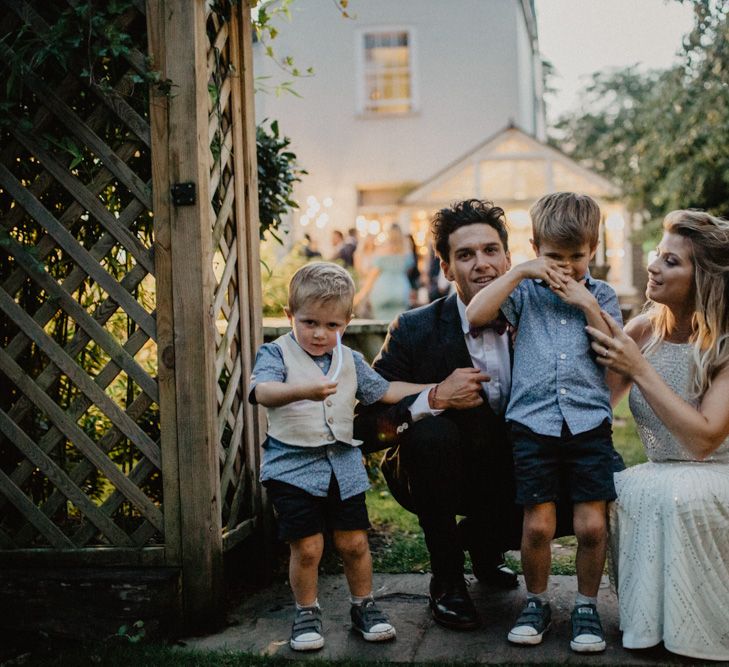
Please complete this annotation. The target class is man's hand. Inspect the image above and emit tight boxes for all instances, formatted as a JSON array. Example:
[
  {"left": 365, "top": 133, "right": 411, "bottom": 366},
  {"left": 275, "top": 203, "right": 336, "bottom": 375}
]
[{"left": 431, "top": 367, "right": 489, "bottom": 410}]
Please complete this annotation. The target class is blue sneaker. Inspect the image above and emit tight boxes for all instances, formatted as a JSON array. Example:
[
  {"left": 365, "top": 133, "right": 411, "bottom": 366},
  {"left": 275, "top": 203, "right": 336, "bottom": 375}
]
[
  {"left": 570, "top": 604, "right": 606, "bottom": 653},
  {"left": 507, "top": 598, "right": 551, "bottom": 645},
  {"left": 351, "top": 598, "right": 396, "bottom": 642},
  {"left": 290, "top": 605, "right": 324, "bottom": 651}
]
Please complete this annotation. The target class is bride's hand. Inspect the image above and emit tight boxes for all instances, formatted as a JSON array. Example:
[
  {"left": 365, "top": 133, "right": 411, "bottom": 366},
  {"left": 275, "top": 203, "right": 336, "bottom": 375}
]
[{"left": 586, "top": 310, "right": 647, "bottom": 378}]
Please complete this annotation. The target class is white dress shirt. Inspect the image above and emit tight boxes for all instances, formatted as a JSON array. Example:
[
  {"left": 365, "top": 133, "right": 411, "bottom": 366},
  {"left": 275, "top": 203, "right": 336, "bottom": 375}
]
[{"left": 410, "top": 296, "right": 511, "bottom": 420}]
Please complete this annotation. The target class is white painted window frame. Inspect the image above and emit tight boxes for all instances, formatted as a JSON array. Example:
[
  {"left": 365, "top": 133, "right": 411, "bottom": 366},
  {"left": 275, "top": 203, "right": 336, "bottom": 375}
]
[{"left": 354, "top": 25, "right": 419, "bottom": 116}]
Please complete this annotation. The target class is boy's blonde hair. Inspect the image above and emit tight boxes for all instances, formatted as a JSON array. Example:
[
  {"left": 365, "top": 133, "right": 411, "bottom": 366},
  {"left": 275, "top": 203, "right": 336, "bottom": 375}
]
[
  {"left": 288, "top": 261, "right": 355, "bottom": 314},
  {"left": 529, "top": 192, "right": 601, "bottom": 249}
]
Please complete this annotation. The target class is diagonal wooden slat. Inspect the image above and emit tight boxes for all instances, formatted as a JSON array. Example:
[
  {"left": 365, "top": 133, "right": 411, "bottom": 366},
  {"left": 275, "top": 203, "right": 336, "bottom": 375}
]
[
  {"left": 0, "top": 289, "right": 161, "bottom": 469},
  {"left": 216, "top": 355, "right": 242, "bottom": 438},
  {"left": 212, "top": 243, "right": 238, "bottom": 317},
  {"left": 206, "top": 22, "right": 229, "bottom": 82},
  {"left": 211, "top": 182, "right": 235, "bottom": 245},
  {"left": 2, "top": 232, "right": 158, "bottom": 402},
  {"left": 0, "top": 40, "right": 152, "bottom": 210},
  {"left": 72, "top": 452, "right": 158, "bottom": 547},
  {"left": 0, "top": 410, "right": 135, "bottom": 547},
  {"left": 10, "top": 339, "right": 155, "bottom": 546},
  {"left": 0, "top": 163, "right": 157, "bottom": 339},
  {"left": 208, "top": 76, "right": 232, "bottom": 145},
  {"left": 0, "top": 468, "right": 75, "bottom": 549},
  {"left": 0, "top": 75, "right": 133, "bottom": 235},
  {"left": 0, "top": 326, "right": 152, "bottom": 518},
  {"left": 219, "top": 403, "right": 244, "bottom": 497},
  {"left": 10, "top": 125, "right": 154, "bottom": 274},
  {"left": 90, "top": 77, "right": 152, "bottom": 148},
  {"left": 1, "top": 137, "right": 143, "bottom": 286},
  {"left": 0, "top": 265, "right": 154, "bottom": 512},
  {"left": 63, "top": 0, "right": 148, "bottom": 78},
  {"left": 215, "top": 297, "right": 240, "bottom": 379},
  {"left": 0, "top": 348, "right": 164, "bottom": 533},
  {"left": 209, "top": 126, "right": 234, "bottom": 195}
]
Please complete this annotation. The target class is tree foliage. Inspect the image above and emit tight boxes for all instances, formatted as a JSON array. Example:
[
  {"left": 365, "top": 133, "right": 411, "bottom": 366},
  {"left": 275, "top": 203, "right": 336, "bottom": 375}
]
[{"left": 554, "top": 0, "right": 729, "bottom": 240}]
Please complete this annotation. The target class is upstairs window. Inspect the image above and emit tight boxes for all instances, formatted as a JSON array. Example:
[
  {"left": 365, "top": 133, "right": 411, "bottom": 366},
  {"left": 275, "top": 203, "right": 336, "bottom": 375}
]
[{"left": 359, "top": 29, "right": 416, "bottom": 115}]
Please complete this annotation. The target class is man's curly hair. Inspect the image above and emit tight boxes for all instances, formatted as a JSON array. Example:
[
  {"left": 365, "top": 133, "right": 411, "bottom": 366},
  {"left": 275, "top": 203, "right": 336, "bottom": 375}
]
[{"left": 431, "top": 199, "right": 509, "bottom": 261}]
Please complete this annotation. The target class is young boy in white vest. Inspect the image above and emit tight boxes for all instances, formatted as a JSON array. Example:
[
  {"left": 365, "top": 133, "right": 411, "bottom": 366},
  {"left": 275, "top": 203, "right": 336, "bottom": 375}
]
[{"left": 250, "top": 262, "right": 431, "bottom": 652}]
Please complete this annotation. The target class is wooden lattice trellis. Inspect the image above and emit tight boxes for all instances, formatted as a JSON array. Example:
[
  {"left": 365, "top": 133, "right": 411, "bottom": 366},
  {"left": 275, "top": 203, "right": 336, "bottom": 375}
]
[
  {"left": 205, "top": 2, "right": 263, "bottom": 553},
  {"left": 0, "top": 0, "right": 264, "bottom": 629}
]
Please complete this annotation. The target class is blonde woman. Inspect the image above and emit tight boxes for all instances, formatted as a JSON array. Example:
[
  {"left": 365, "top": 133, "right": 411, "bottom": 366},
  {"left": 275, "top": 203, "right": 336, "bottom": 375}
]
[
  {"left": 355, "top": 224, "right": 414, "bottom": 322},
  {"left": 587, "top": 210, "right": 729, "bottom": 661}
]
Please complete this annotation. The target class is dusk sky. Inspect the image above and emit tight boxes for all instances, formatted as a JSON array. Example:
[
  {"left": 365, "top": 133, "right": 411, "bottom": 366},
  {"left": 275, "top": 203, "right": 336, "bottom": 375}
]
[{"left": 535, "top": 0, "right": 695, "bottom": 122}]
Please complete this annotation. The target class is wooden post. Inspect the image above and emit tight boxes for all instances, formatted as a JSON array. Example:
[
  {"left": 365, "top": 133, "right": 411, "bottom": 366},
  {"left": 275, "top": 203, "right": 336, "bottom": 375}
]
[{"left": 146, "top": 0, "right": 223, "bottom": 631}]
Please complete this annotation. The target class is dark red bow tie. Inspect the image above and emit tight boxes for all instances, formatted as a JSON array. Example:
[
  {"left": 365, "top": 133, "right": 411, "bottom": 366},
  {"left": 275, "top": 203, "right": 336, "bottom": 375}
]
[{"left": 468, "top": 316, "right": 508, "bottom": 337}]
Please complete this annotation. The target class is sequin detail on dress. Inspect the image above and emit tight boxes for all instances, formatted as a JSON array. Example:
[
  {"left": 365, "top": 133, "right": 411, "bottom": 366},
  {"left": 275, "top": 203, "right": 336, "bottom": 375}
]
[{"left": 609, "top": 342, "right": 729, "bottom": 660}]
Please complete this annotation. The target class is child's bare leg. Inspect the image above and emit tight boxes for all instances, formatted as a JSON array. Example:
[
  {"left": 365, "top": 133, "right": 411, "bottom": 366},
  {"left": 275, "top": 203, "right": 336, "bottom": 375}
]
[
  {"left": 521, "top": 502, "right": 556, "bottom": 593},
  {"left": 289, "top": 533, "right": 324, "bottom": 605},
  {"left": 573, "top": 501, "right": 607, "bottom": 597},
  {"left": 333, "top": 529, "right": 372, "bottom": 597}
]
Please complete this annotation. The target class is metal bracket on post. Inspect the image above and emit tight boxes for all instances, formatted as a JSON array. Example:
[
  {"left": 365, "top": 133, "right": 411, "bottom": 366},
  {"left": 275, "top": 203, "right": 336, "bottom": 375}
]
[{"left": 171, "top": 182, "right": 196, "bottom": 206}]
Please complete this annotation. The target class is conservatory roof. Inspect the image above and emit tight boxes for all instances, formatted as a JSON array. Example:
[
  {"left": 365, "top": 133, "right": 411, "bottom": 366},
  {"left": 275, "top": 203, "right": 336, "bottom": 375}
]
[{"left": 402, "top": 125, "right": 619, "bottom": 207}]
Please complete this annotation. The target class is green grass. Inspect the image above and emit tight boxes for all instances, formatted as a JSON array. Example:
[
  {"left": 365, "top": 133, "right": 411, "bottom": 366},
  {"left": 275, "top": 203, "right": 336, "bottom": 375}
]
[
  {"left": 366, "top": 487, "right": 429, "bottom": 573},
  {"left": 612, "top": 394, "right": 646, "bottom": 468},
  {"left": 7, "top": 641, "right": 582, "bottom": 667},
  {"left": 365, "top": 397, "right": 645, "bottom": 578}
]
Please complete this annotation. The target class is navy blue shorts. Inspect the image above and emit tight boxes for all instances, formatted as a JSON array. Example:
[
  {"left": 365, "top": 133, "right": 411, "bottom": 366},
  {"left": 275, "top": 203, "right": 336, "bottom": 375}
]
[
  {"left": 264, "top": 476, "right": 370, "bottom": 542},
  {"left": 510, "top": 419, "right": 616, "bottom": 506}
]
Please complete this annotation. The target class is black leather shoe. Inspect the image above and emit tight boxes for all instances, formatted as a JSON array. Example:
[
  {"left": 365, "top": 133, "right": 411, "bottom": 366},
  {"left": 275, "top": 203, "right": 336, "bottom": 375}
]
[
  {"left": 472, "top": 561, "right": 519, "bottom": 590},
  {"left": 429, "top": 576, "right": 481, "bottom": 630}
]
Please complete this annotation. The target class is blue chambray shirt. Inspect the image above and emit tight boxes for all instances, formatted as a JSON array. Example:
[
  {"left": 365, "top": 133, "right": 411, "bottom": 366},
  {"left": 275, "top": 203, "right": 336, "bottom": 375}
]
[
  {"left": 501, "top": 273, "right": 623, "bottom": 437},
  {"left": 248, "top": 335, "right": 390, "bottom": 499}
]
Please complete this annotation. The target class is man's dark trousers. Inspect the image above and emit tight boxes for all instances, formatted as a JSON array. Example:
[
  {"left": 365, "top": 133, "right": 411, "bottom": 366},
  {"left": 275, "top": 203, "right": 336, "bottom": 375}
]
[{"left": 355, "top": 293, "right": 521, "bottom": 582}]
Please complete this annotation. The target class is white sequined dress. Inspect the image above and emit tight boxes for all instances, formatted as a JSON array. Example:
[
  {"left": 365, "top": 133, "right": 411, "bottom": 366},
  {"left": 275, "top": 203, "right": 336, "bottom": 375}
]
[{"left": 609, "top": 342, "right": 729, "bottom": 660}]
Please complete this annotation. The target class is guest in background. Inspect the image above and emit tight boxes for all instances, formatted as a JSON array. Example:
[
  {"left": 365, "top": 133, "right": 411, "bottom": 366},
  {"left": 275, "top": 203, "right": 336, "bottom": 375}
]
[
  {"left": 426, "top": 242, "right": 450, "bottom": 302},
  {"left": 331, "top": 229, "right": 356, "bottom": 268},
  {"left": 301, "top": 233, "right": 322, "bottom": 260},
  {"left": 406, "top": 234, "right": 423, "bottom": 308},
  {"left": 354, "top": 224, "right": 414, "bottom": 323},
  {"left": 353, "top": 234, "right": 376, "bottom": 318}
]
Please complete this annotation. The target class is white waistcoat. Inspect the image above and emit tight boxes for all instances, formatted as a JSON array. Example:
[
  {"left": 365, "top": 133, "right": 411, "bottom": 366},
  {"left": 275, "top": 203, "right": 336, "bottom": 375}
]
[{"left": 267, "top": 334, "right": 360, "bottom": 447}]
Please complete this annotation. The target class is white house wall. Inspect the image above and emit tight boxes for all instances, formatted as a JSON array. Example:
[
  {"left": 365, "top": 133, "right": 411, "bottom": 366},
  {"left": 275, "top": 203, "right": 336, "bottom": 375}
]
[{"left": 254, "top": 0, "right": 540, "bottom": 241}]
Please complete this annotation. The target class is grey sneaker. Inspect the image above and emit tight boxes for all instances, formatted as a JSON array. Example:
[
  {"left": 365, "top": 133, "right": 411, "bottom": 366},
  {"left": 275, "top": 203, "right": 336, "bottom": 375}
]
[
  {"left": 507, "top": 598, "right": 551, "bottom": 645},
  {"left": 350, "top": 598, "right": 396, "bottom": 642},
  {"left": 290, "top": 605, "right": 324, "bottom": 651},
  {"left": 570, "top": 604, "right": 606, "bottom": 653}
]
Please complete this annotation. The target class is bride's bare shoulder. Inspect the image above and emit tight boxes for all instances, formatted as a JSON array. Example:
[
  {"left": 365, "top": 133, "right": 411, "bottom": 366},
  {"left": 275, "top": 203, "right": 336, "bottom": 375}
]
[{"left": 624, "top": 314, "right": 653, "bottom": 347}]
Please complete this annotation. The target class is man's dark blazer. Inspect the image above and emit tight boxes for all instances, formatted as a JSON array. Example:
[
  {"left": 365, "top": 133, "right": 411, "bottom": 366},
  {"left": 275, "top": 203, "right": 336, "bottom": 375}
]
[{"left": 354, "top": 293, "right": 521, "bottom": 548}]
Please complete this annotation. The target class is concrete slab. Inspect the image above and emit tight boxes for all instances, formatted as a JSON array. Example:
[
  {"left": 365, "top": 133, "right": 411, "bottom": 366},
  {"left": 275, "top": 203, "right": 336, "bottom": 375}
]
[{"left": 179, "top": 575, "right": 715, "bottom": 664}]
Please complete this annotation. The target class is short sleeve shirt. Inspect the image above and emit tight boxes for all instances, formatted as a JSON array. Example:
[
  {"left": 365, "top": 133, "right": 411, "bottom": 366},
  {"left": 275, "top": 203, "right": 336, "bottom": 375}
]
[
  {"left": 500, "top": 275, "right": 623, "bottom": 437},
  {"left": 249, "top": 335, "right": 390, "bottom": 498}
]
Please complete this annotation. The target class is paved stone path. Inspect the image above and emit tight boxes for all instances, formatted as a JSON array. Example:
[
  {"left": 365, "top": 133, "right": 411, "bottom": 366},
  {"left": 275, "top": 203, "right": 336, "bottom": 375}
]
[{"left": 180, "top": 574, "right": 714, "bottom": 664}]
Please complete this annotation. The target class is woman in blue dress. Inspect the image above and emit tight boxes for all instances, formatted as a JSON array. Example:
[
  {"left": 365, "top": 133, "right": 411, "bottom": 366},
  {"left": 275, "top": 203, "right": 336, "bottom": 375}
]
[{"left": 355, "top": 224, "right": 414, "bottom": 323}]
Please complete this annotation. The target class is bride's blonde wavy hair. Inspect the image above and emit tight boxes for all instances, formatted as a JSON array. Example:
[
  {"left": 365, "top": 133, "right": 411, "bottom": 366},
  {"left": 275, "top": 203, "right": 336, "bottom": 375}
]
[{"left": 643, "top": 210, "right": 729, "bottom": 399}]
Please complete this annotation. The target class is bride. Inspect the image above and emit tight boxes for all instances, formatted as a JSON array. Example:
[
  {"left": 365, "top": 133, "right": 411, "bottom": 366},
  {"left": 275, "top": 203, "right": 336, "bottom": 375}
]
[{"left": 587, "top": 209, "right": 729, "bottom": 661}]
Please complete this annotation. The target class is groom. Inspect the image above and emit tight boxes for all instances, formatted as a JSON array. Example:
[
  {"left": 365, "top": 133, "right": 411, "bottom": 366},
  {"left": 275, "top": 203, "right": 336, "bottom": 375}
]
[{"left": 354, "top": 199, "right": 523, "bottom": 630}]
